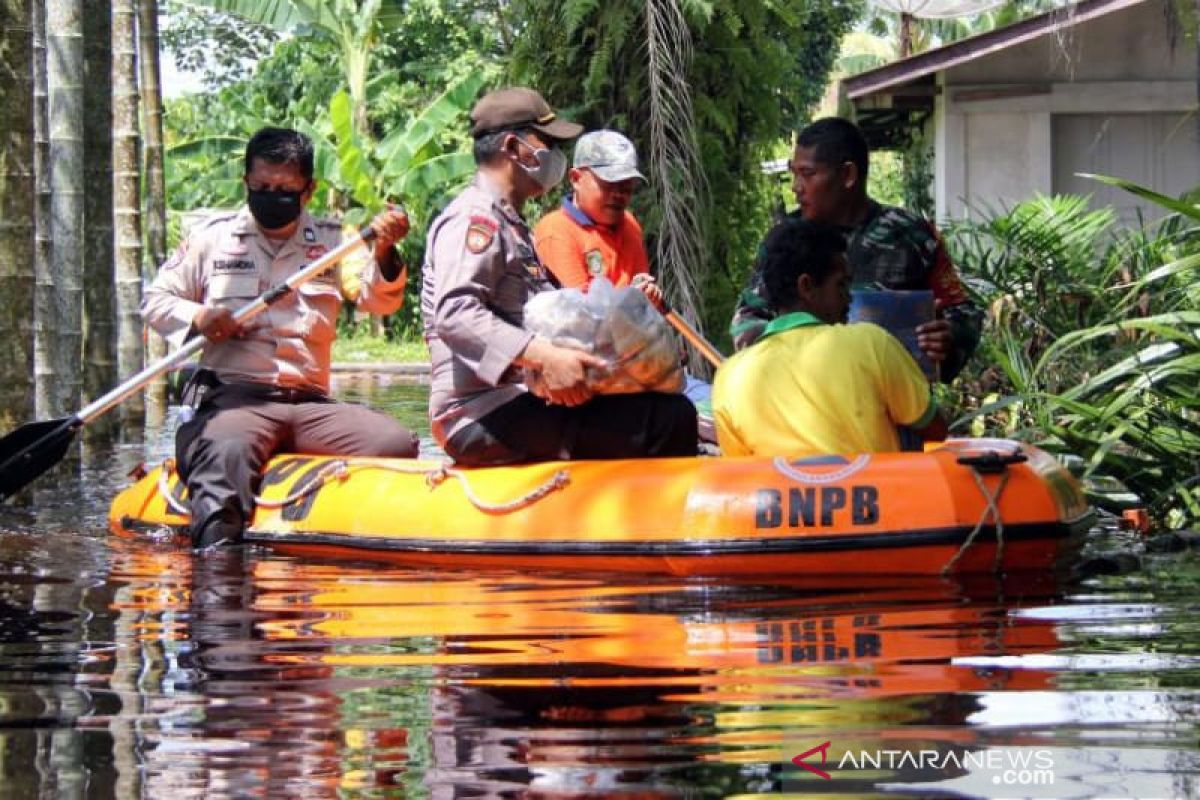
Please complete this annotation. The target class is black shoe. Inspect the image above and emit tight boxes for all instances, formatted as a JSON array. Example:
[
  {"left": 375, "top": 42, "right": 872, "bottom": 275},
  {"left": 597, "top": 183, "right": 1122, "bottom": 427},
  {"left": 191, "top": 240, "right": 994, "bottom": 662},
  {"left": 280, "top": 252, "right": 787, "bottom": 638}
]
[{"left": 192, "top": 510, "right": 244, "bottom": 550}]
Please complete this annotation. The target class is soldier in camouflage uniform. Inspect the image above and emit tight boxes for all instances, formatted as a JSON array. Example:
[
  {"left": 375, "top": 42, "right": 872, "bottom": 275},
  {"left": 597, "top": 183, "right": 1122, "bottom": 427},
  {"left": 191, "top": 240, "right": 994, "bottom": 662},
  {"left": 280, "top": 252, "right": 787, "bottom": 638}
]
[{"left": 730, "top": 117, "right": 982, "bottom": 381}]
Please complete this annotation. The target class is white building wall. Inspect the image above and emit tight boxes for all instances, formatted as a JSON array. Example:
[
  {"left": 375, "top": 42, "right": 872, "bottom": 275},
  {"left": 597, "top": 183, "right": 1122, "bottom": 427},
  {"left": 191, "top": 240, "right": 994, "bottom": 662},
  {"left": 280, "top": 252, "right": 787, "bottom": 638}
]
[
  {"left": 929, "top": 0, "right": 1197, "bottom": 222},
  {"left": 936, "top": 81, "right": 1197, "bottom": 220}
]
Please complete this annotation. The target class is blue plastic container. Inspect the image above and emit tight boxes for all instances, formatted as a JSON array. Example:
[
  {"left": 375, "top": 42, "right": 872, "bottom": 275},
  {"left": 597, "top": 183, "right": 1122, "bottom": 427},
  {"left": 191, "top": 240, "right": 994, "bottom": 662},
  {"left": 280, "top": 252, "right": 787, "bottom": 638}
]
[{"left": 848, "top": 288, "right": 936, "bottom": 379}]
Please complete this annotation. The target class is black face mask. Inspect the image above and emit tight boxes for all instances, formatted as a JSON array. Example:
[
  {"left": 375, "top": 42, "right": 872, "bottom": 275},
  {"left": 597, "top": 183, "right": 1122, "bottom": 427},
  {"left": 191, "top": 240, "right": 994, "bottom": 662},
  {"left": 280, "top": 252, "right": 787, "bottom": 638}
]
[{"left": 247, "top": 188, "right": 304, "bottom": 230}]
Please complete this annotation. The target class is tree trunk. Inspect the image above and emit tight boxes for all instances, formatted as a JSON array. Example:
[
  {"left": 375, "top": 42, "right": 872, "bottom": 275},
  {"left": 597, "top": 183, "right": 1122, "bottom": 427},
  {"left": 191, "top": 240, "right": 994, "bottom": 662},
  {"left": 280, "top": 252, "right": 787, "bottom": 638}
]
[
  {"left": 0, "top": 0, "right": 36, "bottom": 431},
  {"left": 138, "top": 0, "right": 167, "bottom": 421},
  {"left": 113, "top": 0, "right": 143, "bottom": 424},
  {"left": 82, "top": 0, "right": 116, "bottom": 436},
  {"left": 32, "top": 0, "right": 54, "bottom": 418},
  {"left": 45, "top": 0, "right": 84, "bottom": 416}
]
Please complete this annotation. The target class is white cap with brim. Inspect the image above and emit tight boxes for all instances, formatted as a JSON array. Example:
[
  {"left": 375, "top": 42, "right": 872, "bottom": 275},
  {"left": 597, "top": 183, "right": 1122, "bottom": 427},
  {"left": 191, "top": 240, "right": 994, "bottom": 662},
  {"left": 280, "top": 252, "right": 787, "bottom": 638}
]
[{"left": 573, "top": 130, "right": 646, "bottom": 183}]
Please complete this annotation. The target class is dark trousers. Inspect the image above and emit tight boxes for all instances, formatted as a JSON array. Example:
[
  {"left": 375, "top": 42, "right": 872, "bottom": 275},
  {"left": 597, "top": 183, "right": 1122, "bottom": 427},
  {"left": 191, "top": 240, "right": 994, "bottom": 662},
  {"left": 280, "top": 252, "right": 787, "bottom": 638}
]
[
  {"left": 444, "top": 392, "right": 698, "bottom": 467},
  {"left": 176, "top": 382, "right": 419, "bottom": 546}
]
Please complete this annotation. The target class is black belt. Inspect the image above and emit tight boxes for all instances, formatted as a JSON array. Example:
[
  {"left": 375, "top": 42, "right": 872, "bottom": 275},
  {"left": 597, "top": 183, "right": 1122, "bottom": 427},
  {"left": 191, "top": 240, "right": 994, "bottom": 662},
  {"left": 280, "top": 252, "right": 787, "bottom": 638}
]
[{"left": 217, "top": 379, "right": 328, "bottom": 405}]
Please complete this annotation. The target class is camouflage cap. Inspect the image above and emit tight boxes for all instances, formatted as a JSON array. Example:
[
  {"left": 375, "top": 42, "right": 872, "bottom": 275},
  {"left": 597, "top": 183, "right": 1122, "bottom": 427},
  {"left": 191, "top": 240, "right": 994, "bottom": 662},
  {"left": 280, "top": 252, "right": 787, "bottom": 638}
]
[{"left": 572, "top": 130, "right": 645, "bottom": 183}]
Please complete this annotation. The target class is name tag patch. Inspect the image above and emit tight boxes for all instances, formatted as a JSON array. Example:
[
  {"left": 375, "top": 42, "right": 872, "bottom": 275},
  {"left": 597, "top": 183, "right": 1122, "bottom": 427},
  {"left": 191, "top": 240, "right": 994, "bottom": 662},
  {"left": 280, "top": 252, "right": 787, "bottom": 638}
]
[{"left": 213, "top": 259, "right": 256, "bottom": 273}]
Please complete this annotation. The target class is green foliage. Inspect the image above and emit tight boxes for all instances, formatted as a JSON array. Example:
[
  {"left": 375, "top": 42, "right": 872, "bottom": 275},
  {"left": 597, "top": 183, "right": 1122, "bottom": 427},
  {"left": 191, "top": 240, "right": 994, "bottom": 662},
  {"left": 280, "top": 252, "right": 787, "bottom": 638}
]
[
  {"left": 162, "top": 0, "right": 504, "bottom": 339},
  {"left": 509, "top": 0, "right": 861, "bottom": 346},
  {"left": 309, "top": 71, "right": 486, "bottom": 337},
  {"left": 862, "top": 0, "right": 1065, "bottom": 55},
  {"left": 946, "top": 187, "right": 1200, "bottom": 525},
  {"left": 162, "top": 1, "right": 279, "bottom": 89},
  {"left": 867, "top": 151, "right": 905, "bottom": 208}
]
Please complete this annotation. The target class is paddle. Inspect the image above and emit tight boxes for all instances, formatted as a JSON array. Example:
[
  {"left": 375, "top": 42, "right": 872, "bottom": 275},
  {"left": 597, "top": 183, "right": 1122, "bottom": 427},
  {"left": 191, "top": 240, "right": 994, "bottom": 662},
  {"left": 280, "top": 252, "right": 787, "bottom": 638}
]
[
  {"left": 0, "top": 226, "right": 378, "bottom": 502},
  {"left": 662, "top": 308, "right": 725, "bottom": 369}
]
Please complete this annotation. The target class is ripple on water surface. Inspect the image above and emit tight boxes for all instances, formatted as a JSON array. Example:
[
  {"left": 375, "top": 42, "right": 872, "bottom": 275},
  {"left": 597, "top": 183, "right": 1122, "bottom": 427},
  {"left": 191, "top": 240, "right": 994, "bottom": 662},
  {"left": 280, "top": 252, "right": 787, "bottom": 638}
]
[{"left": 0, "top": 378, "right": 1197, "bottom": 797}]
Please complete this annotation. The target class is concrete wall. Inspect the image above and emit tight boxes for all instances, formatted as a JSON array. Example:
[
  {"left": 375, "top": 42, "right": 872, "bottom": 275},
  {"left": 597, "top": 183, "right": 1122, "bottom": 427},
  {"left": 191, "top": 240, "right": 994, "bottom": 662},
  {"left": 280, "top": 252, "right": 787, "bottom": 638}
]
[
  {"left": 933, "top": 0, "right": 1198, "bottom": 221},
  {"left": 950, "top": 0, "right": 1192, "bottom": 84}
]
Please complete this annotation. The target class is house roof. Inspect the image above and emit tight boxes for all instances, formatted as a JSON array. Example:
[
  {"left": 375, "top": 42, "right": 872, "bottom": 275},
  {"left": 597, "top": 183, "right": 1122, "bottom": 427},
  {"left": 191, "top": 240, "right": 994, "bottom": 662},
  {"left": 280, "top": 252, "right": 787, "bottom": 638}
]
[{"left": 843, "top": 0, "right": 1148, "bottom": 100}]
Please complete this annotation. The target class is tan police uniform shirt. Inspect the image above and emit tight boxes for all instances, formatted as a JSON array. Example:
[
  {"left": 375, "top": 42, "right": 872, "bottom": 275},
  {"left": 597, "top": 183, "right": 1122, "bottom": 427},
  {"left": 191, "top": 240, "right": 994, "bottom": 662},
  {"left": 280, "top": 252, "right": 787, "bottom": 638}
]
[
  {"left": 421, "top": 174, "right": 557, "bottom": 446},
  {"left": 143, "top": 207, "right": 405, "bottom": 395}
]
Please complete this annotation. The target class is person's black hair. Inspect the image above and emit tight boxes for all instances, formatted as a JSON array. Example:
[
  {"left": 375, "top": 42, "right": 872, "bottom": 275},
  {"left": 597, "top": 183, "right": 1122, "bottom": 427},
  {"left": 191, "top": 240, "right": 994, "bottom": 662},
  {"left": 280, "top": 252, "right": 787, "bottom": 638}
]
[
  {"left": 760, "top": 217, "right": 847, "bottom": 310},
  {"left": 244, "top": 127, "right": 314, "bottom": 180},
  {"left": 473, "top": 127, "right": 537, "bottom": 165},
  {"left": 796, "top": 117, "right": 869, "bottom": 183}
]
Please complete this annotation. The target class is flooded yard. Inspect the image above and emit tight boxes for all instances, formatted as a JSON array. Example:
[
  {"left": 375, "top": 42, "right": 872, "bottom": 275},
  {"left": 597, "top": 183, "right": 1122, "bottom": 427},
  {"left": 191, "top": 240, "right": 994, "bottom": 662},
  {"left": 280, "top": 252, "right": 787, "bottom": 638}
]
[{"left": 0, "top": 376, "right": 1197, "bottom": 798}]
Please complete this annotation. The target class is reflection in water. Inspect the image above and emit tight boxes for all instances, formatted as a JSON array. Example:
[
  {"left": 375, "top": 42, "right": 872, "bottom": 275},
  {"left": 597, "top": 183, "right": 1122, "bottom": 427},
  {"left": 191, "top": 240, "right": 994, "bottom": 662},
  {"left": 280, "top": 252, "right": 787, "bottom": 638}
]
[{"left": 0, "top": 378, "right": 1198, "bottom": 798}]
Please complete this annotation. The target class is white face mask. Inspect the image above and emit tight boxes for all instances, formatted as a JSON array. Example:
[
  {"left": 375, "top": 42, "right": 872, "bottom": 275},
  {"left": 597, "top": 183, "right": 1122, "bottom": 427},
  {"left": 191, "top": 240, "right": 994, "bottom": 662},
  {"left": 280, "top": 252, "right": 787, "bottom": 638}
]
[{"left": 514, "top": 136, "right": 568, "bottom": 192}]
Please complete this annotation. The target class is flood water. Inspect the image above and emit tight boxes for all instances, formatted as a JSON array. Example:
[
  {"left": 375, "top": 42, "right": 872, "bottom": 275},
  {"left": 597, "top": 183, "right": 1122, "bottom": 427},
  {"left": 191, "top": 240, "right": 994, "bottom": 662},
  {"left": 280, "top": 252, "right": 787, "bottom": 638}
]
[{"left": 1, "top": 376, "right": 1198, "bottom": 799}]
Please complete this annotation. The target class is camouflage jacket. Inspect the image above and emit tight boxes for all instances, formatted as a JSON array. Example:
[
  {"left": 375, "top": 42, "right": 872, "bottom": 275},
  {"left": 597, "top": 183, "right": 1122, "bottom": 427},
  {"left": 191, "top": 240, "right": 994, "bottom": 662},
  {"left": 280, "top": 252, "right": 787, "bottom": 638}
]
[{"left": 728, "top": 202, "right": 983, "bottom": 382}]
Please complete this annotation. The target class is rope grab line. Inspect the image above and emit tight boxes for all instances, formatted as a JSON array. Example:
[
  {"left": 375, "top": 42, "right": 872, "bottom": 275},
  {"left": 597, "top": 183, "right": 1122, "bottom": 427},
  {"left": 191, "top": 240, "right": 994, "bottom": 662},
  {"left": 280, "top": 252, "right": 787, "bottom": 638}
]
[
  {"left": 941, "top": 446, "right": 1026, "bottom": 575},
  {"left": 157, "top": 458, "right": 572, "bottom": 517}
]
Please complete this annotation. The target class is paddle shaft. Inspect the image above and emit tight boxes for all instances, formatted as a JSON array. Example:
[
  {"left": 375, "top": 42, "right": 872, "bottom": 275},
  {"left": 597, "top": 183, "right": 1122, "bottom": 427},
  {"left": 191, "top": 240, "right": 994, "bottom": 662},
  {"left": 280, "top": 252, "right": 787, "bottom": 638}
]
[
  {"left": 77, "top": 226, "right": 376, "bottom": 426},
  {"left": 663, "top": 309, "right": 725, "bottom": 369}
]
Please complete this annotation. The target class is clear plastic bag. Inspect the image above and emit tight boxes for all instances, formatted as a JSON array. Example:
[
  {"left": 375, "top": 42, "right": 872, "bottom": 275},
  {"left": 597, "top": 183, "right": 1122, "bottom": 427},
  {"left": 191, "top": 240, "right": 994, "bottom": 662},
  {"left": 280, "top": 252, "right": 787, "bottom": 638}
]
[{"left": 523, "top": 277, "right": 684, "bottom": 395}]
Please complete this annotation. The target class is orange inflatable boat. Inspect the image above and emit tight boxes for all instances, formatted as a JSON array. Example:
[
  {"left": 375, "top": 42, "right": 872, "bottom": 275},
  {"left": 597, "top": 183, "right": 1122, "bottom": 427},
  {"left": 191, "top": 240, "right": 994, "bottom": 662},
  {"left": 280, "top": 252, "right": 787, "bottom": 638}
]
[{"left": 109, "top": 438, "right": 1092, "bottom": 575}]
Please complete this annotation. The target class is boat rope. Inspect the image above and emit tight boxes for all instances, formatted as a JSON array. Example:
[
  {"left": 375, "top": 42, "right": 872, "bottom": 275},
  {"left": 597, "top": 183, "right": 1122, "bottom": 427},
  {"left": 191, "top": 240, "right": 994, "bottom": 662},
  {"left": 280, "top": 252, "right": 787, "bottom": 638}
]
[
  {"left": 156, "top": 458, "right": 571, "bottom": 517},
  {"left": 158, "top": 460, "right": 190, "bottom": 516},
  {"left": 348, "top": 460, "right": 572, "bottom": 514},
  {"left": 253, "top": 460, "right": 351, "bottom": 509},
  {"left": 771, "top": 454, "right": 871, "bottom": 485},
  {"left": 941, "top": 448, "right": 1026, "bottom": 574},
  {"left": 433, "top": 465, "right": 571, "bottom": 514}
]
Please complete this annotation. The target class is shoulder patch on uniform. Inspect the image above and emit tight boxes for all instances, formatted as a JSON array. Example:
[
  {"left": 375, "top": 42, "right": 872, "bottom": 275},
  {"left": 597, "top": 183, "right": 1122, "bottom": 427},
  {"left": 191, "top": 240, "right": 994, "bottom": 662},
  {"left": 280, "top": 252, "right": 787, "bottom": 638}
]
[
  {"left": 162, "top": 240, "right": 189, "bottom": 271},
  {"left": 466, "top": 215, "right": 498, "bottom": 254}
]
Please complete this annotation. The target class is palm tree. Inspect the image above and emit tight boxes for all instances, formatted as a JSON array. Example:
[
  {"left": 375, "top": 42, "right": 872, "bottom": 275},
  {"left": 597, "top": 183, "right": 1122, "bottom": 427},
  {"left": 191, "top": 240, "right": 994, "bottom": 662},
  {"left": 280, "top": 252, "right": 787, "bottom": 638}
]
[
  {"left": 139, "top": 0, "right": 169, "bottom": 417},
  {"left": 32, "top": 0, "right": 53, "bottom": 417},
  {"left": 138, "top": 0, "right": 166, "bottom": 269},
  {"left": 0, "top": 0, "right": 36, "bottom": 430},
  {"left": 45, "top": 0, "right": 84, "bottom": 416},
  {"left": 113, "top": 0, "right": 143, "bottom": 422},
  {"left": 644, "top": 0, "right": 707, "bottom": 353},
  {"left": 83, "top": 0, "right": 117, "bottom": 435}
]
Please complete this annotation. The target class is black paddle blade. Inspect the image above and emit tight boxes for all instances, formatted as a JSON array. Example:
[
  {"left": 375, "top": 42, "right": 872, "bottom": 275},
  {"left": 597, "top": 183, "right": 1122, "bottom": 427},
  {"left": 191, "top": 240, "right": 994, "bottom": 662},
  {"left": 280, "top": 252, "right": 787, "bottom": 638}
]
[{"left": 0, "top": 417, "right": 81, "bottom": 501}]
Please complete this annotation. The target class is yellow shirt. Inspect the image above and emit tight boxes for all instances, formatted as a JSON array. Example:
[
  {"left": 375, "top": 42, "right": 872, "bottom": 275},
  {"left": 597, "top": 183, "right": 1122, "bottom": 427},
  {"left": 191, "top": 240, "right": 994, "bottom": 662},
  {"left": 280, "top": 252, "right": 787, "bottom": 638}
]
[{"left": 712, "top": 311, "right": 935, "bottom": 457}]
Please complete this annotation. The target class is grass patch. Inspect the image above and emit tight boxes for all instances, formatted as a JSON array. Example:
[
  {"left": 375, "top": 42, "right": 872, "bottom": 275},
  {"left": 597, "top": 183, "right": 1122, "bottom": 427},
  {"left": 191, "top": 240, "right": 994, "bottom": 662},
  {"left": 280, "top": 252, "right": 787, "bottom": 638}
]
[{"left": 333, "top": 328, "right": 428, "bottom": 363}]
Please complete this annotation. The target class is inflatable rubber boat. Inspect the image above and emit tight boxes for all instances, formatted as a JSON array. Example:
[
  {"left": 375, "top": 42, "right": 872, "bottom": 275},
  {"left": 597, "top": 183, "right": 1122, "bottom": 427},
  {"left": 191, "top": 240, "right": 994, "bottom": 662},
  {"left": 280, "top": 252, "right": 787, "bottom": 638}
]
[{"left": 109, "top": 438, "right": 1093, "bottom": 575}]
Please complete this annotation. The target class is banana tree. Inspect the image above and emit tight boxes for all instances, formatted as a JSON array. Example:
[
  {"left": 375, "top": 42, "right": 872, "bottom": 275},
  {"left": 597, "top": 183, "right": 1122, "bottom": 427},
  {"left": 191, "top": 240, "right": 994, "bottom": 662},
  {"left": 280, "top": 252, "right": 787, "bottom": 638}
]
[
  {"left": 308, "top": 70, "right": 486, "bottom": 226},
  {"left": 181, "top": 0, "right": 399, "bottom": 140}
]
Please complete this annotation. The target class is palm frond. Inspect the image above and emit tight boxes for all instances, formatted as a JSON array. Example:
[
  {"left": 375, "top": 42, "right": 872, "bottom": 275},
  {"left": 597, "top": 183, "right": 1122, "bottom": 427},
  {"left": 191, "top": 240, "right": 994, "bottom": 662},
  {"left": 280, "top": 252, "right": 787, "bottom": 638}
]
[{"left": 644, "top": 0, "right": 709, "bottom": 369}]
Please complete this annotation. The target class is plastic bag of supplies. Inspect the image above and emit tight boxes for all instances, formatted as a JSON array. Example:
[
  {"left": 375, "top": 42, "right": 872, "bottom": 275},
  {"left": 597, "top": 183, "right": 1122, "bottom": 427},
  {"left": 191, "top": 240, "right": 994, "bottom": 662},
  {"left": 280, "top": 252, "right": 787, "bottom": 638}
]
[{"left": 522, "top": 277, "right": 684, "bottom": 395}]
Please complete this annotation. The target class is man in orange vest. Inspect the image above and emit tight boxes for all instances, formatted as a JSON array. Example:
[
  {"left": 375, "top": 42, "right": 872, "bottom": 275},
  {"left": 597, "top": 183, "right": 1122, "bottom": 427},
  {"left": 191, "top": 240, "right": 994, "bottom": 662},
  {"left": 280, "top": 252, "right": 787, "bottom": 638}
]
[{"left": 533, "top": 129, "right": 663, "bottom": 306}]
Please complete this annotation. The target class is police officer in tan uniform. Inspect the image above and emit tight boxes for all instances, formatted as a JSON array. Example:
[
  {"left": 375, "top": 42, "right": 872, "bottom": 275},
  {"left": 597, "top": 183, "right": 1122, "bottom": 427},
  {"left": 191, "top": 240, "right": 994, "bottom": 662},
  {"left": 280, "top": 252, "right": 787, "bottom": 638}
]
[
  {"left": 143, "top": 127, "right": 418, "bottom": 548},
  {"left": 421, "top": 88, "right": 696, "bottom": 465}
]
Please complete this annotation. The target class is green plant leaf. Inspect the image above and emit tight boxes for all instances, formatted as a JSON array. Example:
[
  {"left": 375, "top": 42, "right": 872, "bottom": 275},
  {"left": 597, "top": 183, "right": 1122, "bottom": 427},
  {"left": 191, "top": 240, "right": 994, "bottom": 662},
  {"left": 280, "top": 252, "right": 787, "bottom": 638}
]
[
  {"left": 329, "top": 90, "right": 381, "bottom": 209},
  {"left": 397, "top": 153, "right": 475, "bottom": 197},
  {"left": 379, "top": 71, "right": 486, "bottom": 180},
  {"left": 1081, "top": 173, "right": 1200, "bottom": 221}
]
